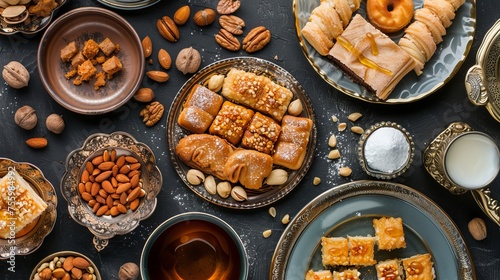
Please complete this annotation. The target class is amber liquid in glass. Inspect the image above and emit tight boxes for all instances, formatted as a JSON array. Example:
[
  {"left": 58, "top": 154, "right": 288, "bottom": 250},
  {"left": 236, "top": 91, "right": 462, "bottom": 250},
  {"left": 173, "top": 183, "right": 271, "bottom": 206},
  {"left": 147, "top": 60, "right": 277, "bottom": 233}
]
[{"left": 147, "top": 219, "right": 241, "bottom": 280}]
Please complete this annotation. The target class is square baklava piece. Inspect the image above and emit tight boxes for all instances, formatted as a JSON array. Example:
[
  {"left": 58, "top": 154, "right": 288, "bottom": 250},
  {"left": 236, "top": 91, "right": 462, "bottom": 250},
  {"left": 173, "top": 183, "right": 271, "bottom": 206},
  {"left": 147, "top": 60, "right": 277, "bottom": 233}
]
[
  {"left": 321, "top": 236, "right": 349, "bottom": 267},
  {"left": 178, "top": 84, "right": 224, "bottom": 134},
  {"left": 306, "top": 269, "right": 333, "bottom": 280},
  {"left": 241, "top": 112, "right": 281, "bottom": 154},
  {"left": 402, "top": 253, "right": 435, "bottom": 280},
  {"left": 373, "top": 216, "right": 406, "bottom": 250},
  {"left": 333, "top": 269, "right": 361, "bottom": 280},
  {"left": 376, "top": 259, "right": 403, "bottom": 280},
  {"left": 347, "top": 235, "right": 377, "bottom": 266},
  {"left": 272, "top": 115, "right": 313, "bottom": 170},
  {"left": 209, "top": 101, "right": 255, "bottom": 145}
]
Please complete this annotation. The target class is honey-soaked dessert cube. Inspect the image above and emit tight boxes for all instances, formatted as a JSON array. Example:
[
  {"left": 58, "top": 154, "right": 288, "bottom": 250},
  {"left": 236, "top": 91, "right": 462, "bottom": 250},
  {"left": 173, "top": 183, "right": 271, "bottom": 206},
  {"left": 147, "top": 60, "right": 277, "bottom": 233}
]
[
  {"left": 102, "top": 56, "right": 123, "bottom": 78},
  {"left": 61, "top": 41, "right": 78, "bottom": 62},
  {"left": 347, "top": 235, "right": 376, "bottom": 266},
  {"left": 402, "top": 254, "right": 435, "bottom": 280},
  {"left": 321, "top": 237, "right": 349, "bottom": 267},
  {"left": 71, "top": 52, "right": 86, "bottom": 69},
  {"left": 305, "top": 269, "right": 333, "bottom": 280},
  {"left": 99, "top": 37, "right": 117, "bottom": 56},
  {"left": 82, "top": 39, "right": 100, "bottom": 59},
  {"left": 373, "top": 217, "right": 406, "bottom": 250}
]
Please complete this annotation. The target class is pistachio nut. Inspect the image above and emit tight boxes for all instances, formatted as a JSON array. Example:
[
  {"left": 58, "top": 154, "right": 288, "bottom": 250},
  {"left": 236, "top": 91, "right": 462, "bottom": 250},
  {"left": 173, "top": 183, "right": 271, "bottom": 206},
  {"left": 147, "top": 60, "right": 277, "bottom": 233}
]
[
  {"left": 216, "top": 181, "right": 231, "bottom": 198},
  {"left": 230, "top": 186, "right": 247, "bottom": 201},
  {"left": 265, "top": 169, "right": 288, "bottom": 185},
  {"left": 204, "top": 175, "right": 217, "bottom": 195},
  {"left": 186, "top": 169, "right": 205, "bottom": 185}
]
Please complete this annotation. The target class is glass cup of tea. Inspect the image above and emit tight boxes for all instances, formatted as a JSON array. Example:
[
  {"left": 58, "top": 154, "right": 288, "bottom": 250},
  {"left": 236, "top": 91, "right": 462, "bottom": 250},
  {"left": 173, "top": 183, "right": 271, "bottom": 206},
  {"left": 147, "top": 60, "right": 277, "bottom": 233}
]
[{"left": 443, "top": 131, "right": 500, "bottom": 191}]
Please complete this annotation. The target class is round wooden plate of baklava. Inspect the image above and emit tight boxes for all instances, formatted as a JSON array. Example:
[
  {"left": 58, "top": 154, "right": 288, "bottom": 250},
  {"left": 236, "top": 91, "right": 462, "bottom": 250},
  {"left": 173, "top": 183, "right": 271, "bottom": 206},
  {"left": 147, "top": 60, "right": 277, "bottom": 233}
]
[
  {"left": 293, "top": 0, "right": 476, "bottom": 104},
  {"left": 167, "top": 57, "right": 317, "bottom": 209}
]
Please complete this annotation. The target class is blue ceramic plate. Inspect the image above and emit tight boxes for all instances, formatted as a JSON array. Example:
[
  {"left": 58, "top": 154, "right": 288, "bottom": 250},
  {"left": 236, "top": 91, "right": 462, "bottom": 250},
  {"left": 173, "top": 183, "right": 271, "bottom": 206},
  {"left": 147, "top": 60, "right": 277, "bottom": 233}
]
[
  {"left": 269, "top": 181, "right": 475, "bottom": 280},
  {"left": 293, "top": 0, "right": 476, "bottom": 103}
]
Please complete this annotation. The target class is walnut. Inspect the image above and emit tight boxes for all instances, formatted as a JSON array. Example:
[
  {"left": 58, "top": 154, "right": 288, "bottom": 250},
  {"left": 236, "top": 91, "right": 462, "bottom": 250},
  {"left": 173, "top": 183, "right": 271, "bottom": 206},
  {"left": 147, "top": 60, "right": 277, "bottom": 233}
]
[
  {"left": 118, "top": 262, "right": 139, "bottom": 280},
  {"left": 140, "top": 101, "right": 164, "bottom": 126},
  {"left": 175, "top": 47, "right": 201, "bottom": 75},
  {"left": 2, "top": 61, "right": 30, "bottom": 89},
  {"left": 14, "top": 105, "right": 37, "bottom": 130}
]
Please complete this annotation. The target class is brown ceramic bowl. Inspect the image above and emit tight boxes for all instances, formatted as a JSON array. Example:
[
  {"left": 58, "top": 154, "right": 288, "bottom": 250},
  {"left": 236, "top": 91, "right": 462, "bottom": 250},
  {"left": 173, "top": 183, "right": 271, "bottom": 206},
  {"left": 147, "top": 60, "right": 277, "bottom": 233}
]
[{"left": 37, "top": 7, "right": 144, "bottom": 115}]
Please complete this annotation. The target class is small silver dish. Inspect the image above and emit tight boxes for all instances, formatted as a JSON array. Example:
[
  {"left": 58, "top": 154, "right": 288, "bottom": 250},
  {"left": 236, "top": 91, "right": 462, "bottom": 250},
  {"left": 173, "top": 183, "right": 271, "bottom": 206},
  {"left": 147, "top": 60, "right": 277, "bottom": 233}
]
[
  {"left": 61, "top": 131, "right": 162, "bottom": 251},
  {"left": 29, "top": 250, "right": 102, "bottom": 280},
  {"left": 465, "top": 19, "right": 500, "bottom": 122},
  {"left": 357, "top": 121, "right": 415, "bottom": 179}
]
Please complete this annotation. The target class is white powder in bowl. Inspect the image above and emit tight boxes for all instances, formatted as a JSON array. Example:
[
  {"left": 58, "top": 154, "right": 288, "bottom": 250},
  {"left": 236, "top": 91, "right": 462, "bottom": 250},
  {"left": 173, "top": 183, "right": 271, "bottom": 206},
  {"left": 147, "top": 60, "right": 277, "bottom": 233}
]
[{"left": 364, "top": 127, "right": 410, "bottom": 173}]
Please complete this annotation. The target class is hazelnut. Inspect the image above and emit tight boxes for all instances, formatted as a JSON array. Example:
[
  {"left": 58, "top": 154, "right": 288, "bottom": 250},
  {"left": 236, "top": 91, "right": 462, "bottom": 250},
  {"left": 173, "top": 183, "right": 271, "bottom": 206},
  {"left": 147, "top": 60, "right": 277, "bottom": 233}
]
[
  {"left": 468, "top": 217, "right": 487, "bottom": 241},
  {"left": 118, "top": 262, "right": 139, "bottom": 280},
  {"left": 193, "top": 8, "right": 216, "bottom": 26},
  {"left": 46, "top": 113, "right": 65, "bottom": 134},
  {"left": 14, "top": 105, "right": 37, "bottom": 130},
  {"left": 2, "top": 61, "right": 30, "bottom": 89},
  {"left": 175, "top": 47, "right": 201, "bottom": 75}
]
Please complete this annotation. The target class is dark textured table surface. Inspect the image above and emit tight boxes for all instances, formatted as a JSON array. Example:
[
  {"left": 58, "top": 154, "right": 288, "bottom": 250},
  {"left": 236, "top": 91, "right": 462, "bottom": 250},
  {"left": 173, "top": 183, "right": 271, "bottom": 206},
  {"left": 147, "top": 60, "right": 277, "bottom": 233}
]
[{"left": 1, "top": 0, "right": 499, "bottom": 279}]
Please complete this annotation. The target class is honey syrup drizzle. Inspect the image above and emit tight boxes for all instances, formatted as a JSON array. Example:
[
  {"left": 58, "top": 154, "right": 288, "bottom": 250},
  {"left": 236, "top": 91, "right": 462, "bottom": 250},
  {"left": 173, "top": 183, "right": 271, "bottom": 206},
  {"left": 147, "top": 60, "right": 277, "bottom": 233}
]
[
  {"left": 366, "top": 32, "right": 379, "bottom": 56},
  {"left": 336, "top": 35, "right": 392, "bottom": 76}
]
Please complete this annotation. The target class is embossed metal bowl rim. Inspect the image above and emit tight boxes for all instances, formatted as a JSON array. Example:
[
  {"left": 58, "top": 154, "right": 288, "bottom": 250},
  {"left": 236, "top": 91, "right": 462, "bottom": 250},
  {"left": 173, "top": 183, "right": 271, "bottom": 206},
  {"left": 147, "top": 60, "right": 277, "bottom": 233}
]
[
  {"left": 60, "top": 131, "right": 162, "bottom": 240},
  {"left": 0, "top": 0, "right": 67, "bottom": 36},
  {"left": 269, "top": 180, "right": 475, "bottom": 280},
  {"left": 0, "top": 158, "right": 57, "bottom": 259},
  {"left": 293, "top": 0, "right": 476, "bottom": 104},
  {"left": 140, "top": 212, "right": 249, "bottom": 280},
  {"left": 357, "top": 121, "right": 415, "bottom": 179},
  {"left": 167, "top": 56, "right": 317, "bottom": 209},
  {"left": 468, "top": 19, "right": 500, "bottom": 119},
  {"left": 29, "top": 250, "right": 102, "bottom": 280},
  {"left": 442, "top": 131, "right": 500, "bottom": 189}
]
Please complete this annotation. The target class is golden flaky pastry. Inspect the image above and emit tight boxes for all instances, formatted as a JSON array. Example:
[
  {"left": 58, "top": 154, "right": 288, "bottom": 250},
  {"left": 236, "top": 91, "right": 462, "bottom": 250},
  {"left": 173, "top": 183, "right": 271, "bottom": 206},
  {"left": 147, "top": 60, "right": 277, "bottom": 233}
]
[{"left": 0, "top": 169, "right": 47, "bottom": 239}]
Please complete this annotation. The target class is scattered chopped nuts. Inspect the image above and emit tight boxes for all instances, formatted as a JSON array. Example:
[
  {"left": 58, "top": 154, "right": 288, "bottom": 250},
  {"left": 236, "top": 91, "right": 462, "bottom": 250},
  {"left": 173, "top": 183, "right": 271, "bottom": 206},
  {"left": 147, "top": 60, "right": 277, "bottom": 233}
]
[
  {"left": 338, "top": 122, "right": 347, "bottom": 131},
  {"left": 328, "top": 149, "right": 340, "bottom": 160},
  {"left": 313, "top": 177, "right": 321, "bottom": 185},
  {"left": 351, "top": 126, "right": 364, "bottom": 135},
  {"left": 348, "top": 112, "right": 362, "bottom": 122},
  {"left": 281, "top": 214, "right": 290, "bottom": 225},
  {"left": 339, "top": 167, "right": 352, "bottom": 177},
  {"left": 331, "top": 115, "right": 338, "bottom": 123},
  {"left": 328, "top": 134, "right": 337, "bottom": 148},
  {"left": 268, "top": 207, "right": 276, "bottom": 218},
  {"left": 262, "top": 229, "right": 272, "bottom": 238}
]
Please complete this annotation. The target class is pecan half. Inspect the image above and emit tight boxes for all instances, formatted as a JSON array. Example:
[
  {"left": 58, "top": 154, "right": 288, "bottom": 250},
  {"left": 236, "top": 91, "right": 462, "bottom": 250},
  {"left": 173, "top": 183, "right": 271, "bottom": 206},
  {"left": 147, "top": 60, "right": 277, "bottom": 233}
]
[
  {"left": 140, "top": 101, "right": 164, "bottom": 126},
  {"left": 242, "top": 26, "right": 271, "bottom": 53},
  {"left": 219, "top": 15, "right": 245, "bottom": 35},
  {"left": 217, "top": 0, "right": 240, "bottom": 14},
  {"left": 215, "top": 29, "right": 241, "bottom": 51},
  {"left": 157, "top": 16, "right": 180, "bottom": 42}
]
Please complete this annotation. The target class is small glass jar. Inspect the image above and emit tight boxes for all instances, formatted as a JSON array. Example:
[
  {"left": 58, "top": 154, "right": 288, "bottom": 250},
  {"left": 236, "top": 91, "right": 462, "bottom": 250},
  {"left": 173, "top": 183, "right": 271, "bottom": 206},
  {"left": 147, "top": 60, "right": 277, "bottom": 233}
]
[{"left": 357, "top": 122, "right": 415, "bottom": 179}]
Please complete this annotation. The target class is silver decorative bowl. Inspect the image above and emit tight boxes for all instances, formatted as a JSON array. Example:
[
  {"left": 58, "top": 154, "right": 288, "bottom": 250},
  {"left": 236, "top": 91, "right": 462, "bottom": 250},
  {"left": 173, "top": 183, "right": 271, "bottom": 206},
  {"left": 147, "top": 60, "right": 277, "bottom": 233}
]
[
  {"left": 357, "top": 121, "right": 415, "bottom": 179},
  {"left": 465, "top": 19, "right": 500, "bottom": 122},
  {"left": 61, "top": 131, "right": 162, "bottom": 250},
  {"left": 29, "top": 251, "right": 102, "bottom": 280}
]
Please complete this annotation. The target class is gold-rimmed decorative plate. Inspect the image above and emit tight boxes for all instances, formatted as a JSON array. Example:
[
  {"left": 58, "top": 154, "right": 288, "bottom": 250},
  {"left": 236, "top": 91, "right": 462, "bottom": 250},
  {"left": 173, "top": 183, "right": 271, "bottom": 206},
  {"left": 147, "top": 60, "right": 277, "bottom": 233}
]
[
  {"left": 0, "top": 158, "right": 57, "bottom": 259},
  {"left": 293, "top": 0, "right": 476, "bottom": 104},
  {"left": 269, "top": 181, "right": 475, "bottom": 279},
  {"left": 167, "top": 57, "right": 317, "bottom": 209}
]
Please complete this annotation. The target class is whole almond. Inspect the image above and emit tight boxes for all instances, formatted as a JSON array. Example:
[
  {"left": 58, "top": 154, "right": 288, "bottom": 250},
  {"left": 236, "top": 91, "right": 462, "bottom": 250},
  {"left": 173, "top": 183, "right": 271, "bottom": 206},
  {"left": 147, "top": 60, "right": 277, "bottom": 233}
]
[
  {"left": 101, "top": 180, "right": 115, "bottom": 193},
  {"left": 147, "top": 70, "right": 169, "bottom": 82},
  {"left": 71, "top": 268, "right": 83, "bottom": 279},
  {"left": 26, "top": 137, "right": 47, "bottom": 149},
  {"left": 174, "top": 5, "right": 190, "bottom": 25},
  {"left": 95, "top": 170, "right": 112, "bottom": 182},
  {"left": 116, "top": 173, "right": 130, "bottom": 183},
  {"left": 133, "top": 88, "right": 155, "bottom": 102},
  {"left": 110, "top": 206, "right": 120, "bottom": 216},
  {"left": 127, "top": 187, "right": 141, "bottom": 202},
  {"left": 125, "top": 156, "right": 138, "bottom": 163},
  {"left": 116, "top": 183, "right": 132, "bottom": 194},
  {"left": 130, "top": 198, "right": 140, "bottom": 210},
  {"left": 63, "top": 256, "right": 74, "bottom": 271},
  {"left": 91, "top": 155, "right": 104, "bottom": 165},
  {"left": 72, "top": 257, "right": 90, "bottom": 270},
  {"left": 98, "top": 161, "right": 114, "bottom": 170},
  {"left": 130, "top": 174, "right": 140, "bottom": 188},
  {"left": 96, "top": 205, "right": 109, "bottom": 216},
  {"left": 142, "top": 36, "right": 152, "bottom": 58},
  {"left": 158, "top": 49, "right": 172, "bottom": 70},
  {"left": 117, "top": 203, "right": 128, "bottom": 214}
]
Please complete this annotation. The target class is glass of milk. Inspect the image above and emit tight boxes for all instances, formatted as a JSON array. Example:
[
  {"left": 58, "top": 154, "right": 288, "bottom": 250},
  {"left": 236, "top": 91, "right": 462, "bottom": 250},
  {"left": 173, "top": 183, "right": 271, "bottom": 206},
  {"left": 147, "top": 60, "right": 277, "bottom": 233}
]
[{"left": 443, "top": 132, "right": 500, "bottom": 190}]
